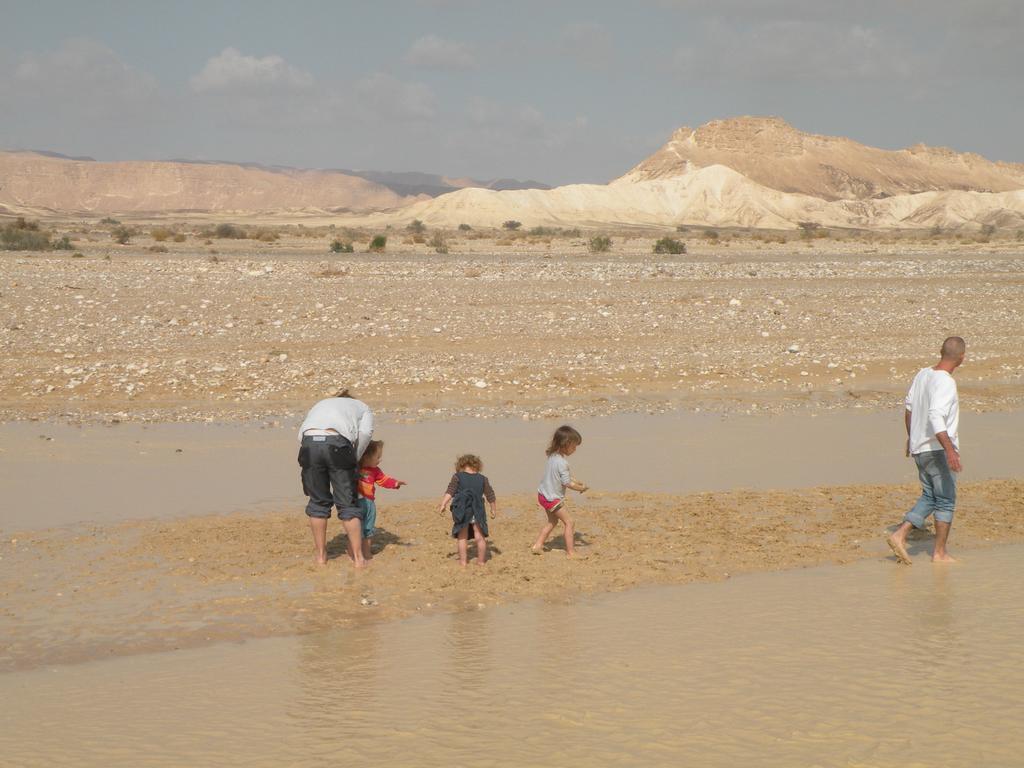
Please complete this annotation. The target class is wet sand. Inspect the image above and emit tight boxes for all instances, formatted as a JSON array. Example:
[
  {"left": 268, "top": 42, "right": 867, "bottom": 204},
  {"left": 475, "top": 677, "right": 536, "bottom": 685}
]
[
  {"left": 3, "top": 543, "right": 1023, "bottom": 767},
  {"left": 3, "top": 477, "right": 1023, "bottom": 672},
  {"left": 3, "top": 408, "right": 1023, "bottom": 530}
]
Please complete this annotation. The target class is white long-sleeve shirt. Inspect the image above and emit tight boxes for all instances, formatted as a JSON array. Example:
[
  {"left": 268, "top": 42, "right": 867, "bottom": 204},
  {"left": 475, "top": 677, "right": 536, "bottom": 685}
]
[
  {"left": 905, "top": 367, "right": 959, "bottom": 455},
  {"left": 297, "top": 397, "right": 374, "bottom": 459}
]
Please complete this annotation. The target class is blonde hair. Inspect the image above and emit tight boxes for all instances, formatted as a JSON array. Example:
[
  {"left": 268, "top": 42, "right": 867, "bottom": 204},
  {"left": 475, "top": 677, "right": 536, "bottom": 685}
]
[
  {"left": 360, "top": 440, "right": 383, "bottom": 467},
  {"left": 546, "top": 425, "right": 582, "bottom": 456},
  {"left": 455, "top": 454, "right": 483, "bottom": 471}
]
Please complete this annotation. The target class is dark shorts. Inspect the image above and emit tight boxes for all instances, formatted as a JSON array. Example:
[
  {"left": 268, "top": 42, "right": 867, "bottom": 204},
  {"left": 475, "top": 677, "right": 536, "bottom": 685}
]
[{"left": 298, "top": 435, "right": 363, "bottom": 521}]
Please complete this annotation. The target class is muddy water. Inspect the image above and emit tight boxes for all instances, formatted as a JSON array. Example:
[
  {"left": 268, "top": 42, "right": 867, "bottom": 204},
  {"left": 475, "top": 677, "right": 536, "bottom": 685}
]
[
  {"left": 2, "top": 409, "right": 1023, "bottom": 530},
  {"left": 2, "top": 545, "right": 1021, "bottom": 767}
]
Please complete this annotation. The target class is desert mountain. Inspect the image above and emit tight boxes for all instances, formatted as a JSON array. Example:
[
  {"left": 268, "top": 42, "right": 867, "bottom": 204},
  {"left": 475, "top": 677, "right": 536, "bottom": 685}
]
[
  {"left": 334, "top": 169, "right": 550, "bottom": 197},
  {"left": 354, "top": 163, "right": 1024, "bottom": 232},
  {"left": 0, "top": 152, "right": 411, "bottom": 215},
  {"left": 622, "top": 116, "right": 1024, "bottom": 200}
]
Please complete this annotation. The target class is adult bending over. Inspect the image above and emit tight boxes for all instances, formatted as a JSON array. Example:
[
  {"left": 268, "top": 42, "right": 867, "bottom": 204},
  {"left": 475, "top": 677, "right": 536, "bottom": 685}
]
[
  {"left": 887, "top": 337, "right": 965, "bottom": 564},
  {"left": 297, "top": 389, "right": 374, "bottom": 568}
]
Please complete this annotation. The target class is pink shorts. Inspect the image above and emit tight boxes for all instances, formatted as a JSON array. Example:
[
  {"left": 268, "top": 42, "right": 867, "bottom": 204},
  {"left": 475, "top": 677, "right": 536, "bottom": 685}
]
[{"left": 537, "top": 493, "right": 564, "bottom": 513}]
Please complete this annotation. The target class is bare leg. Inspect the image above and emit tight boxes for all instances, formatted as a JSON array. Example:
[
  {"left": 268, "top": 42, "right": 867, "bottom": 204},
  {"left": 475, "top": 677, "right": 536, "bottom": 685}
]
[
  {"left": 932, "top": 521, "right": 956, "bottom": 562},
  {"left": 554, "top": 507, "right": 575, "bottom": 557},
  {"left": 887, "top": 521, "right": 914, "bottom": 565},
  {"left": 474, "top": 527, "right": 488, "bottom": 565},
  {"left": 456, "top": 528, "right": 469, "bottom": 566},
  {"left": 309, "top": 517, "right": 328, "bottom": 565},
  {"left": 342, "top": 517, "right": 366, "bottom": 568},
  {"left": 362, "top": 535, "right": 373, "bottom": 562},
  {"left": 532, "top": 510, "right": 558, "bottom": 552}
]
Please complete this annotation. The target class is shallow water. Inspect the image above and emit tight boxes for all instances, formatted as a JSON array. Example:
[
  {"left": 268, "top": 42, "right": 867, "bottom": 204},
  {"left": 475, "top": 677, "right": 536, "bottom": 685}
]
[
  {"left": 2, "top": 545, "right": 1022, "bottom": 767},
  {"left": 3, "top": 408, "right": 1023, "bottom": 530}
]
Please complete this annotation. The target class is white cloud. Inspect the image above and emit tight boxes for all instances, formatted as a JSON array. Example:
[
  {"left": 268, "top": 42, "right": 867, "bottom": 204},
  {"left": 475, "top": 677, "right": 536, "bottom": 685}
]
[
  {"left": 356, "top": 72, "right": 437, "bottom": 119},
  {"left": 190, "top": 48, "right": 313, "bottom": 92},
  {"left": 406, "top": 35, "right": 477, "bottom": 71}
]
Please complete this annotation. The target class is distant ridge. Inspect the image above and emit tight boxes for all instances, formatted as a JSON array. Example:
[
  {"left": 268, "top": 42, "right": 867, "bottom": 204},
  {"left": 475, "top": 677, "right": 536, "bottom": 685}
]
[{"left": 335, "top": 169, "right": 551, "bottom": 197}]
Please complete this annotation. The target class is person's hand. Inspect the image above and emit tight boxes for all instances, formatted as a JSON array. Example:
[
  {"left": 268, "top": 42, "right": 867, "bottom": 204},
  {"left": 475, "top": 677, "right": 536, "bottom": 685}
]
[
  {"left": 578, "top": 482, "right": 589, "bottom": 493},
  {"left": 395, "top": 480, "right": 407, "bottom": 488},
  {"left": 947, "top": 449, "right": 962, "bottom": 473},
  {"left": 905, "top": 438, "right": 910, "bottom": 458}
]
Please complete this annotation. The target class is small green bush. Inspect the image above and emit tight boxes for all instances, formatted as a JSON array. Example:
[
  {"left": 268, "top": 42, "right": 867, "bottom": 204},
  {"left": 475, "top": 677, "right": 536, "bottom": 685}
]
[
  {"left": 53, "top": 235, "right": 73, "bottom": 251},
  {"left": 588, "top": 235, "right": 612, "bottom": 253},
  {"left": 407, "top": 219, "right": 426, "bottom": 234},
  {"left": 1, "top": 218, "right": 51, "bottom": 250},
  {"left": 369, "top": 235, "right": 387, "bottom": 253},
  {"left": 502, "top": 220, "right": 522, "bottom": 230},
  {"left": 330, "top": 239, "right": 354, "bottom": 253},
  {"left": 214, "top": 223, "right": 246, "bottom": 239},
  {"left": 173, "top": 233, "right": 187, "bottom": 243},
  {"left": 652, "top": 237, "right": 686, "bottom": 255},
  {"left": 148, "top": 244, "right": 169, "bottom": 253},
  {"left": 112, "top": 226, "right": 134, "bottom": 245},
  {"left": 458, "top": 223, "right": 472, "bottom": 231},
  {"left": 980, "top": 223, "right": 997, "bottom": 237},
  {"left": 151, "top": 227, "right": 172, "bottom": 242},
  {"left": 99, "top": 217, "right": 121, "bottom": 225},
  {"left": 704, "top": 229, "right": 720, "bottom": 240},
  {"left": 429, "top": 232, "right": 448, "bottom": 254}
]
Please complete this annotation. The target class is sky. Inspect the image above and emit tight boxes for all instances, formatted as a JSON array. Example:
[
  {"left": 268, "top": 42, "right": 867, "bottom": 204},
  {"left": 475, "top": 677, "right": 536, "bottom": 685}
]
[{"left": 1, "top": 0, "right": 1021, "bottom": 185}]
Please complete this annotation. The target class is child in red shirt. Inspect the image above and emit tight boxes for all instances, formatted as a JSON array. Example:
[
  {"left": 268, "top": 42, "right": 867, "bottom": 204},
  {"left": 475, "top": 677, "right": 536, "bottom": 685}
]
[{"left": 357, "top": 440, "right": 406, "bottom": 561}]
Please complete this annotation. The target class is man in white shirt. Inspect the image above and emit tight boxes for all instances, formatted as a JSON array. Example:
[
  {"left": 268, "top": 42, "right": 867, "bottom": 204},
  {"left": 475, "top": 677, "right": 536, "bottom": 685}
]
[
  {"left": 297, "top": 389, "right": 375, "bottom": 568},
  {"left": 887, "top": 337, "right": 965, "bottom": 565}
]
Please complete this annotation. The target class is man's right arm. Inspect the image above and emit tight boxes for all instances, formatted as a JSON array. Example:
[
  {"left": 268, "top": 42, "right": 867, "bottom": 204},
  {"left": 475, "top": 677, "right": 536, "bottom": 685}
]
[{"left": 928, "top": 380, "right": 961, "bottom": 471}]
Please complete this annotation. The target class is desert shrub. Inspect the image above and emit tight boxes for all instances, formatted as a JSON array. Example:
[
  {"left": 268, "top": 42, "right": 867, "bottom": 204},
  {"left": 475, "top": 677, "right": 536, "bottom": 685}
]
[
  {"left": 703, "top": 229, "right": 719, "bottom": 240},
  {"left": 502, "top": 220, "right": 522, "bottom": 230},
  {"left": 53, "top": 235, "right": 73, "bottom": 250},
  {"left": 1016, "top": 229, "right": 1024, "bottom": 241},
  {"left": 652, "top": 237, "right": 686, "bottom": 255},
  {"left": 369, "top": 235, "right": 387, "bottom": 253},
  {"left": 214, "top": 223, "right": 246, "bottom": 239},
  {"left": 99, "top": 217, "right": 121, "bottom": 225},
  {"left": 528, "top": 226, "right": 558, "bottom": 236},
  {"left": 458, "top": 223, "right": 472, "bottom": 231},
  {"left": 407, "top": 219, "right": 427, "bottom": 234},
  {"left": 1, "top": 218, "right": 51, "bottom": 250},
  {"left": 930, "top": 224, "right": 943, "bottom": 237},
  {"left": 148, "top": 244, "right": 169, "bottom": 253},
  {"left": 429, "top": 232, "right": 448, "bottom": 254},
  {"left": 980, "top": 223, "right": 997, "bottom": 237},
  {"left": 675, "top": 224, "right": 688, "bottom": 233},
  {"left": 253, "top": 228, "right": 279, "bottom": 242},
  {"left": 412, "top": 233, "right": 426, "bottom": 244},
  {"left": 150, "top": 227, "right": 172, "bottom": 242},
  {"left": 563, "top": 228, "right": 581, "bottom": 238},
  {"left": 73, "top": 252, "right": 85, "bottom": 258},
  {"left": 111, "top": 226, "right": 134, "bottom": 245},
  {"left": 330, "top": 239, "right": 354, "bottom": 253},
  {"left": 588, "top": 234, "right": 612, "bottom": 253},
  {"left": 173, "top": 233, "right": 187, "bottom": 243}
]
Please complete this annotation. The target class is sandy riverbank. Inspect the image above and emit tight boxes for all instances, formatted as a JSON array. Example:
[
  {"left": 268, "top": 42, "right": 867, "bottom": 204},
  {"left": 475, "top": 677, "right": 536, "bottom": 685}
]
[{"left": 3, "top": 478, "right": 1023, "bottom": 672}]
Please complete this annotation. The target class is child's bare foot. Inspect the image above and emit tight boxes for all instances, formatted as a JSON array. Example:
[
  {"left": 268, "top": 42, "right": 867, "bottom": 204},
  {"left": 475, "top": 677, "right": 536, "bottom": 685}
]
[
  {"left": 932, "top": 552, "right": 958, "bottom": 563},
  {"left": 886, "top": 534, "right": 912, "bottom": 565},
  {"left": 314, "top": 550, "right": 327, "bottom": 565},
  {"left": 531, "top": 545, "right": 544, "bottom": 555}
]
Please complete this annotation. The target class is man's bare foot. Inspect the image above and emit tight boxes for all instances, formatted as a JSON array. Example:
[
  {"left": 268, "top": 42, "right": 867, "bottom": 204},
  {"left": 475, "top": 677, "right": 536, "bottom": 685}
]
[
  {"left": 932, "top": 552, "right": 958, "bottom": 563},
  {"left": 315, "top": 550, "right": 328, "bottom": 565},
  {"left": 352, "top": 559, "right": 369, "bottom": 569},
  {"left": 886, "top": 534, "right": 912, "bottom": 565}
]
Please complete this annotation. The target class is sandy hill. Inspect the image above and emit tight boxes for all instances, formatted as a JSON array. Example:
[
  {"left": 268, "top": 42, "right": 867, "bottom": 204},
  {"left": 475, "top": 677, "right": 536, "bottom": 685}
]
[
  {"left": 352, "top": 163, "right": 1024, "bottom": 232},
  {"left": 622, "top": 116, "right": 1024, "bottom": 200},
  {"left": 334, "top": 169, "right": 550, "bottom": 197},
  {"left": 0, "top": 152, "right": 410, "bottom": 215}
]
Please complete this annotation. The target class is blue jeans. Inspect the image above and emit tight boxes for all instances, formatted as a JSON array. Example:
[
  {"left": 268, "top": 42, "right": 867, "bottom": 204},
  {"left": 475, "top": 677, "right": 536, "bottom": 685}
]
[
  {"left": 905, "top": 449, "right": 957, "bottom": 527},
  {"left": 359, "top": 498, "right": 377, "bottom": 539}
]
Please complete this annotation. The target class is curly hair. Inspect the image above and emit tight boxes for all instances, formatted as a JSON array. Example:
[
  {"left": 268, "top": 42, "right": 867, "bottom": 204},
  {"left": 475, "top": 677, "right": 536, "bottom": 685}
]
[{"left": 455, "top": 454, "right": 483, "bottom": 471}]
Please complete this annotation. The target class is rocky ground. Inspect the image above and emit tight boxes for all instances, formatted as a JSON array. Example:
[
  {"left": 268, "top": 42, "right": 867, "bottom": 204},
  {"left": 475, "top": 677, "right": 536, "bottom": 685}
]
[{"left": 1, "top": 229, "right": 1022, "bottom": 423}]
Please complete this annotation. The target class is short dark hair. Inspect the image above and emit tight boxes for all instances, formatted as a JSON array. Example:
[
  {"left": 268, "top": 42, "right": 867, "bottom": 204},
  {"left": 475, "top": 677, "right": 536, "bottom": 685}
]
[
  {"left": 940, "top": 336, "right": 966, "bottom": 360},
  {"left": 334, "top": 388, "right": 353, "bottom": 398},
  {"left": 546, "top": 425, "right": 583, "bottom": 456}
]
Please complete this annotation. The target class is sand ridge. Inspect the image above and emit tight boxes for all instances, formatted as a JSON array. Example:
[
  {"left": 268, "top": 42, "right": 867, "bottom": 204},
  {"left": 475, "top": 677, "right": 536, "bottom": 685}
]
[{"left": 3, "top": 479, "right": 1023, "bottom": 672}]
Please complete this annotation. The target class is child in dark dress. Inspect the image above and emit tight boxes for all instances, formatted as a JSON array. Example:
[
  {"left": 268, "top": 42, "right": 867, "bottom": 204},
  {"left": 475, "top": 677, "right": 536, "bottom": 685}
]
[{"left": 438, "top": 454, "right": 498, "bottom": 566}]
